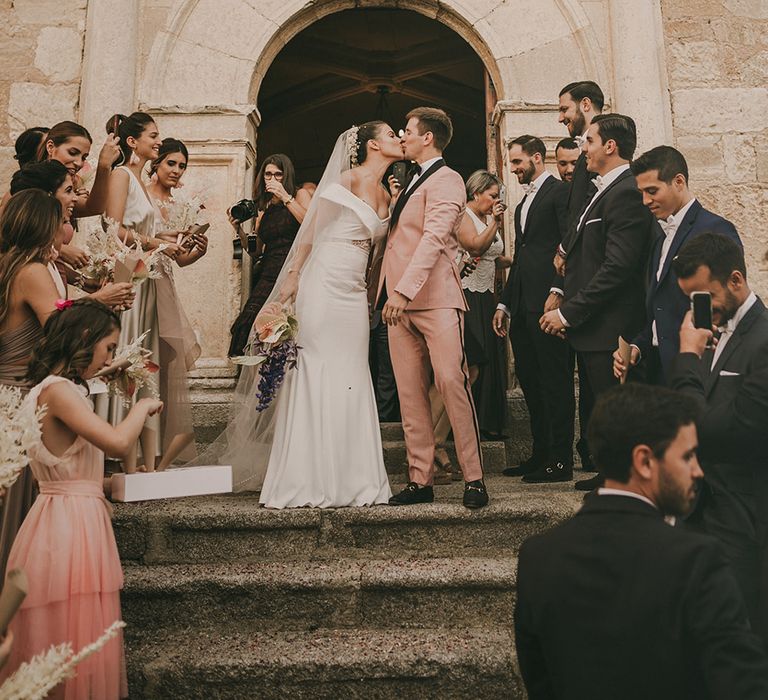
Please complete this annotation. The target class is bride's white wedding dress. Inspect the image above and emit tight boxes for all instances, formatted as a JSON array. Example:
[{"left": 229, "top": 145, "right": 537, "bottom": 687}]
[
  {"left": 189, "top": 129, "right": 392, "bottom": 508},
  {"left": 259, "top": 184, "right": 392, "bottom": 507}
]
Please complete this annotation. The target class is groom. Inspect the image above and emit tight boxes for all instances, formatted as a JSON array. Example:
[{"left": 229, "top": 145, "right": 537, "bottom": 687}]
[{"left": 377, "top": 107, "right": 488, "bottom": 509}]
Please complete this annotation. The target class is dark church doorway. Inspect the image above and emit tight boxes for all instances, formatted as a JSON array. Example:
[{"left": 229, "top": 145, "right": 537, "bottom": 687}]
[{"left": 256, "top": 8, "right": 492, "bottom": 185}]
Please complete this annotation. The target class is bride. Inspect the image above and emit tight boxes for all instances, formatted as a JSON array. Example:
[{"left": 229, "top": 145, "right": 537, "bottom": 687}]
[{"left": 196, "top": 122, "right": 403, "bottom": 507}]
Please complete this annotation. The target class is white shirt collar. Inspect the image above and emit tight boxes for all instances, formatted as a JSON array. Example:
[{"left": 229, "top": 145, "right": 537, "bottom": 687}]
[
  {"left": 530, "top": 170, "right": 551, "bottom": 190},
  {"left": 416, "top": 156, "right": 442, "bottom": 175},
  {"left": 597, "top": 487, "right": 658, "bottom": 510},
  {"left": 594, "top": 163, "right": 630, "bottom": 191},
  {"left": 722, "top": 291, "right": 758, "bottom": 334},
  {"left": 672, "top": 197, "right": 696, "bottom": 227}
]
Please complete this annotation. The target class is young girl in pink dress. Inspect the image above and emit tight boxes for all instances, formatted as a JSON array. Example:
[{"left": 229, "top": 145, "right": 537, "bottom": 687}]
[{"left": 0, "top": 299, "right": 163, "bottom": 699}]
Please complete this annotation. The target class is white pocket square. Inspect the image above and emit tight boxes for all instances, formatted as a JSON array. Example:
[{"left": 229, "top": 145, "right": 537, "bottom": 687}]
[
  {"left": 585, "top": 218, "right": 602, "bottom": 225},
  {"left": 719, "top": 370, "right": 740, "bottom": 376}
]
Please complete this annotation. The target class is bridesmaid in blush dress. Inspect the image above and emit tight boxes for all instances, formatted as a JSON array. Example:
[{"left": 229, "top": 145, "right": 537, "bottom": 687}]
[{"left": 0, "top": 299, "right": 163, "bottom": 700}]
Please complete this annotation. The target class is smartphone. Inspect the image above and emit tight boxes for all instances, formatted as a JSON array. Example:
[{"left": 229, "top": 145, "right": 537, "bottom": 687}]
[
  {"left": 180, "top": 222, "right": 210, "bottom": 248},
  {"left": 691, "top": 291, "right": 713, "bottom": 330},
  {"left": 392, "top": 161, "right": 408, "bottom": 188}
]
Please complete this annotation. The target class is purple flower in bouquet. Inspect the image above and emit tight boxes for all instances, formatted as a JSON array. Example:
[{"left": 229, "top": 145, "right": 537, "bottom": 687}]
[{"left": 231, "top": 303, "right": 300, "bottom": 412}]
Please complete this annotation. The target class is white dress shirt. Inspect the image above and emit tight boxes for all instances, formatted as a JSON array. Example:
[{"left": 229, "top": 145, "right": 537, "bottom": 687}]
[
  {"left": 405, "top": 156, "right": 442, "bottom": 193},
  {"left": 558, "top": 163, "right": 631, "bottom": 328},
  {"left": 711, "top": 291, "right": 757, "bottom": 369},
  {"left": 597, "top": 487, "right": 676, "bottom": 525},
  {"left": 496, "top": 171, "right": 551, "bottom": 317}
]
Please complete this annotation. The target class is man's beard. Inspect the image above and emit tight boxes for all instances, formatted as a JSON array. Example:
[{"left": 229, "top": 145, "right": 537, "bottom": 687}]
[
  {"left": 519, "top": 161, "right": 536, "bottom": 185},
  {"left": 716, "top": 288, "right": 741, "bottom": 326},
  {"left": 657, "top": 466, "right": 697, "bottom": 517},
  {"left": 569, "top": 111, "right": 586, "bottom": 137}
]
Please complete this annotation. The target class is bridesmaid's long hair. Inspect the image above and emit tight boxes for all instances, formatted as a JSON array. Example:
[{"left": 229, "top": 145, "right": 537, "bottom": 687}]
[
  {"left": 253, "top": 154, "right": 297, "bottom": 211},
  {"left": 28, "top": 299, "right": 121, "bottom": 388},
  {"left": 0, "top": 190, "right": 62, "bottom": 329}
]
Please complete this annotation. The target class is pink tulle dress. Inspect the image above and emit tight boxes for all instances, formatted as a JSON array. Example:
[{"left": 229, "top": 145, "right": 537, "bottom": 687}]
[{"left": 1, "top": 376, "right": 127, "bottom": 699}]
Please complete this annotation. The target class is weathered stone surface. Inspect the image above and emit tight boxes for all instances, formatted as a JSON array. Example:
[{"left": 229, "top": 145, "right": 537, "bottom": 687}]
[
  {"left": 723, "top": 0, "right": 768, "bottom": 19},
  {"left": 34, "top": 26, "right": 83, "bottom": 82},
  {"left": 7, "top": 82, "right": 78, "bottom": 135},
  {"left": 666, "top": 40, "right": 723, "bottom": 85},
  {"left": 12, "top": 0, "right": 87, "bottom": 25},
  {"left": 722, "top": 133, "right": 758, "bottom": 183},
  {"left": 671, "top": 88, "right": 768, "bottom": 134}
]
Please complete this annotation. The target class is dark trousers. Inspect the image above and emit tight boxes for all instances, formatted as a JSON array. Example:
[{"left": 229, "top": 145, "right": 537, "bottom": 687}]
[
  {"left": 369, "top": 317, "right": 400, "bottom": 422},
  {"left": 574, "top": 349, "right": 618, "bottom": 441},
  {"left": 570, "top": 349, "right": 595, "bottom": 469},
  {"left": 637, "top": 345, "right": 665, "bottom": 386},
  {"left": 510, "top": 311, "right": 575, "bottom": 464}
]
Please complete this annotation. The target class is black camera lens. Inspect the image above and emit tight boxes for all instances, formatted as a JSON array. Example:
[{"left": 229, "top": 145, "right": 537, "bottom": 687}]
[{"left": 230, "top": 198, "right": 258, "bottom": 223}]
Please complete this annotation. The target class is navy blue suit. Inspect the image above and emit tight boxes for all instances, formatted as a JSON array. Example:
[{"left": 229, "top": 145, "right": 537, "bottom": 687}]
[{"left": 632, "top": 200, "right": 740, "bottom": 383}]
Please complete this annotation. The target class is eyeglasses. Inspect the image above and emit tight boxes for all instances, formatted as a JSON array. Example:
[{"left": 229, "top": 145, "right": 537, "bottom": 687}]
[{"left": 264, "top": 172, "right": 284, "bottom": 180}]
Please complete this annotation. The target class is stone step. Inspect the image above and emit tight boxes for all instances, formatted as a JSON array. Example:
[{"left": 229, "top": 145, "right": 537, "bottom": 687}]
[
  {"left": 127, "top": 627, "right": 523, "bottom": 699},
  {"left": 114, "top": 477, "right": 580, "bottom": 565},
  {"left": 121, "top": 557, "right": 517, "bottom": 637}
]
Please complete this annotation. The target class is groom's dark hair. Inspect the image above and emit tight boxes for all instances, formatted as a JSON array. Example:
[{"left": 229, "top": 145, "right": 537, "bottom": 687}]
[{"left": 407, "top": 107, "right": 453, "bottom": 151}]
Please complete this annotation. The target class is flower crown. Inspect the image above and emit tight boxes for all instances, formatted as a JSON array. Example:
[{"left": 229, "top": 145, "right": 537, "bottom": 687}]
[{"left": 345, "top": 126, "right": 360, "bottom": 168}]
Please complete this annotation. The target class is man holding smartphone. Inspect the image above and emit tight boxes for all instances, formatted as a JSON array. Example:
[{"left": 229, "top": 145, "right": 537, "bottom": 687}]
[{"left": 670, "top": 232, "right": 768, "bottom": 646}]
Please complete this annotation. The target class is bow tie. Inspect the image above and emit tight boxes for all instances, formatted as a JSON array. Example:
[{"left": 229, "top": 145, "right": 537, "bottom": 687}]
[
  {"left": 574, "top": 134, "right": 587, "bottom": 148},
  {"left": 412, "top": 163, "right": 423, "bottom": 176},
  {"left": 522, "top": 183, "right": 537, "bottom": 196},
  {"left": 658, "top": 215, "right": 677, "bottom": 235},
  {"left": 717, "top": 319, "right": 736, "bottom": 337},
  {"left": 594, "top": 175, "right": 607, "bottom": 192}
]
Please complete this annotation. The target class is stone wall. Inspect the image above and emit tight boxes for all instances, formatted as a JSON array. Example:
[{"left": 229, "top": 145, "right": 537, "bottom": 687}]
[
  {"left": 0, "top": 0, "right": 86, "bottom": 188},
  {"left": 662, "top": 0, "right": 768, "bottom": 289}
]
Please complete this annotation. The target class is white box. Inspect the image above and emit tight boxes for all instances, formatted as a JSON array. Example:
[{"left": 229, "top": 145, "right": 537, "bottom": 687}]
[{"left": 111, "top": 465, "right": 233, "bottom": 502}]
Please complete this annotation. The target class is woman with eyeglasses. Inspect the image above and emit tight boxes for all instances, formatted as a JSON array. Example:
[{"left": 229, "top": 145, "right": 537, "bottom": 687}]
[{"left": 228, "top": 154, "right": 312, "bottom": 356}]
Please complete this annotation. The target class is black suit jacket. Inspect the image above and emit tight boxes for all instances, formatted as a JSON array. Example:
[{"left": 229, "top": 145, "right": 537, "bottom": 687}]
[
  {"left": 633, "top": 202, "right": 740, "bottom": 381},
  {"left": 500, "top": 175, "right": 569, "bottom": 316},
  {"left": 515, "top": 495, "right": 768, "bottom": 700},
  {"left": 670, "top": 297, "right": 768, "bottom": 483},
  {"left": 564, "top": 152, "right": 596, "bottom": 235},
  {"left": 560, "top": 169, "right": 654, "bottom": 352}
]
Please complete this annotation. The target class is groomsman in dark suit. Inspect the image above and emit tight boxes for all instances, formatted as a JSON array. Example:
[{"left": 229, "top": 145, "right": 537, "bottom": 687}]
[
  {"left": 539, "top": 114, "right": 655, "bottom": 491},
  {"left": 493, "top": 135, "right": 573, "bottom": 482},
  {"left": 670, "top": 233, "right": 768, "bottom": 645},
  {"left": 612, "top": 146, "right": 741, "bottom": 385},
  {"left": 515, "top": 383, "right": 768, "bottom": 699}
]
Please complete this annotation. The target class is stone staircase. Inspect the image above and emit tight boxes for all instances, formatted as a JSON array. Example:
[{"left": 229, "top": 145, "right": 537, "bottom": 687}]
[{"left": 113, "top": 397, "right": 583, "bottom": 698}]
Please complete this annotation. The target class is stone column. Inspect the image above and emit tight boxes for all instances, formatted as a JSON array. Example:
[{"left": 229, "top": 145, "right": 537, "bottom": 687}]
[
  {"left": 608, "top": 0, "right": 673, "bottom": 151},
  {"left": 78, "top": 0, "right": 139, "bottom": 138}
]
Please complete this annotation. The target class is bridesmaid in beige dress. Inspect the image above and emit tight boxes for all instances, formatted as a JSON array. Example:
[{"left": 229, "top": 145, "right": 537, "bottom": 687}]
[
  {"left": 147, "top": 137, "right": 208, "bottom": 468},
  {"left": 100, "top": 112, "right": 176, "bottom": 472}
]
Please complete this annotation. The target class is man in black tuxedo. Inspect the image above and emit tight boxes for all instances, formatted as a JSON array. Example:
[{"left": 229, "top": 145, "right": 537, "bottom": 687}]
[
  {"left": 492, "top": 135, "right": 572, "bottom": 482},
  {"left": 540, "top": 113, "right": 655, "bottom": 490},
  {"left": 515, "top": 383, "right": 768, "bottom": 699},
  {"left": 669, "top": 233, "right": 768, "bottom": 644},
  {"left": 612, "top": 146, "right": 741, "bottom": 385}
]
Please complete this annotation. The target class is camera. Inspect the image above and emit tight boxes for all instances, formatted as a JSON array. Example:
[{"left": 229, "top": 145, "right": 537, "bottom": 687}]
[{"left": 230, "top": 198, "right": 259, "bottom": 223}]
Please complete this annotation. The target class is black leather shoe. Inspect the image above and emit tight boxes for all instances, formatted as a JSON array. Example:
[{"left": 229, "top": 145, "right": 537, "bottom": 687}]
[
  {"left": 389, "top": 482, "right": 434, "bottom": 505},
  {"left": 574, "top": 473, "right": 604, "bottom": 491},
  {"left": 522, "top": 462, "right": 573, "bottom": 483},
  {"left": 502, "top": 455, "right": 545, "bottom": 477},
  {"left": 463, "top": 480, "right": 489, "bottom": 509}
]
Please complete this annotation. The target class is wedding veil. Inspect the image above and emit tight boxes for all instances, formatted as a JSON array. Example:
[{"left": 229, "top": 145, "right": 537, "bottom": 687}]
[{"left": 187, "top": 128, "right": 367, "bottom": 490}]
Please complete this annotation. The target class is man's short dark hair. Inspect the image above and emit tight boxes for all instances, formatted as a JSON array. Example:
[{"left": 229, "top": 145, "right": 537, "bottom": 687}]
[
  {"left": 672, "top": 232, "right": 747, "bottom": 285},
  {"left": 559, "top": 81, "right": 605, "bottom": 111},
  {"left": 631, "top": 145, "right": 689, "bottom": 184},
  {"left": 406, "top": 107, "right": 453, "bottom": 151},
  {"left": 591, "top": 113, "right": 637, "bottom": 161},
  {"left": 555, "top": 137, "right": 579, "bottom": 155},
  {"left": 507, "top": 134, "right": 546, "bottom": 161},
  {"left": 588, "top": 384, "right": 699, "bottom": 483}
]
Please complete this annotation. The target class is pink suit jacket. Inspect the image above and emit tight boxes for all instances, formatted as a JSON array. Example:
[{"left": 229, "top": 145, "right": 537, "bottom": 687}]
[{"left": 376, "top": 165, "right": 468, "bottom": 312}]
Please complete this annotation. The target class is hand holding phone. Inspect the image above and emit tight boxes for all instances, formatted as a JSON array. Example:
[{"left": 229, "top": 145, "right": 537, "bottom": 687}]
[{"left": 691, "top": 291, "right": 713, "bottom": 330}]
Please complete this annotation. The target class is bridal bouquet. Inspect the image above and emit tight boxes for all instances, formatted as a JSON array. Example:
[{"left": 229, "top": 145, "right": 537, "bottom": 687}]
[
  {"left": 232, "top": 303, "right": 299, "bottom": 412},
  {"left": 81, "top": 218, "right": 169, "bottom": 285},
  {"left": 97, "top": 330, "right": 160, "bottom": 408},
  {"left": 0, "top": 386, "right": 45, "bottom": 493},
  {"left": 157, "top": 192, "right": 206, "bottom": 233},
  {"left": 0, "top": 620, "right": 125, "bottom": 699}
]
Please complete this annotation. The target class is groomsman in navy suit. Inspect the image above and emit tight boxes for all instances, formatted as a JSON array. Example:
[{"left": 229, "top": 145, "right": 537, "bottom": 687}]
[{"left": 612, "top": 146, "right": 741, "bottom": 385}]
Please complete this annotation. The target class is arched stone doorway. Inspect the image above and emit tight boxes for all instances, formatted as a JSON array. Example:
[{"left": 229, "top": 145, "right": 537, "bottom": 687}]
[{"left": 257, "top": 8, "right": 490, "bottom": 185}]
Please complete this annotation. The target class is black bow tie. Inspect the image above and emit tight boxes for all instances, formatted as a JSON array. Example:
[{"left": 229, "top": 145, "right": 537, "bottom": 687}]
[{"left": 411, "top": 163, "right": 422, "bottom": 176}]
